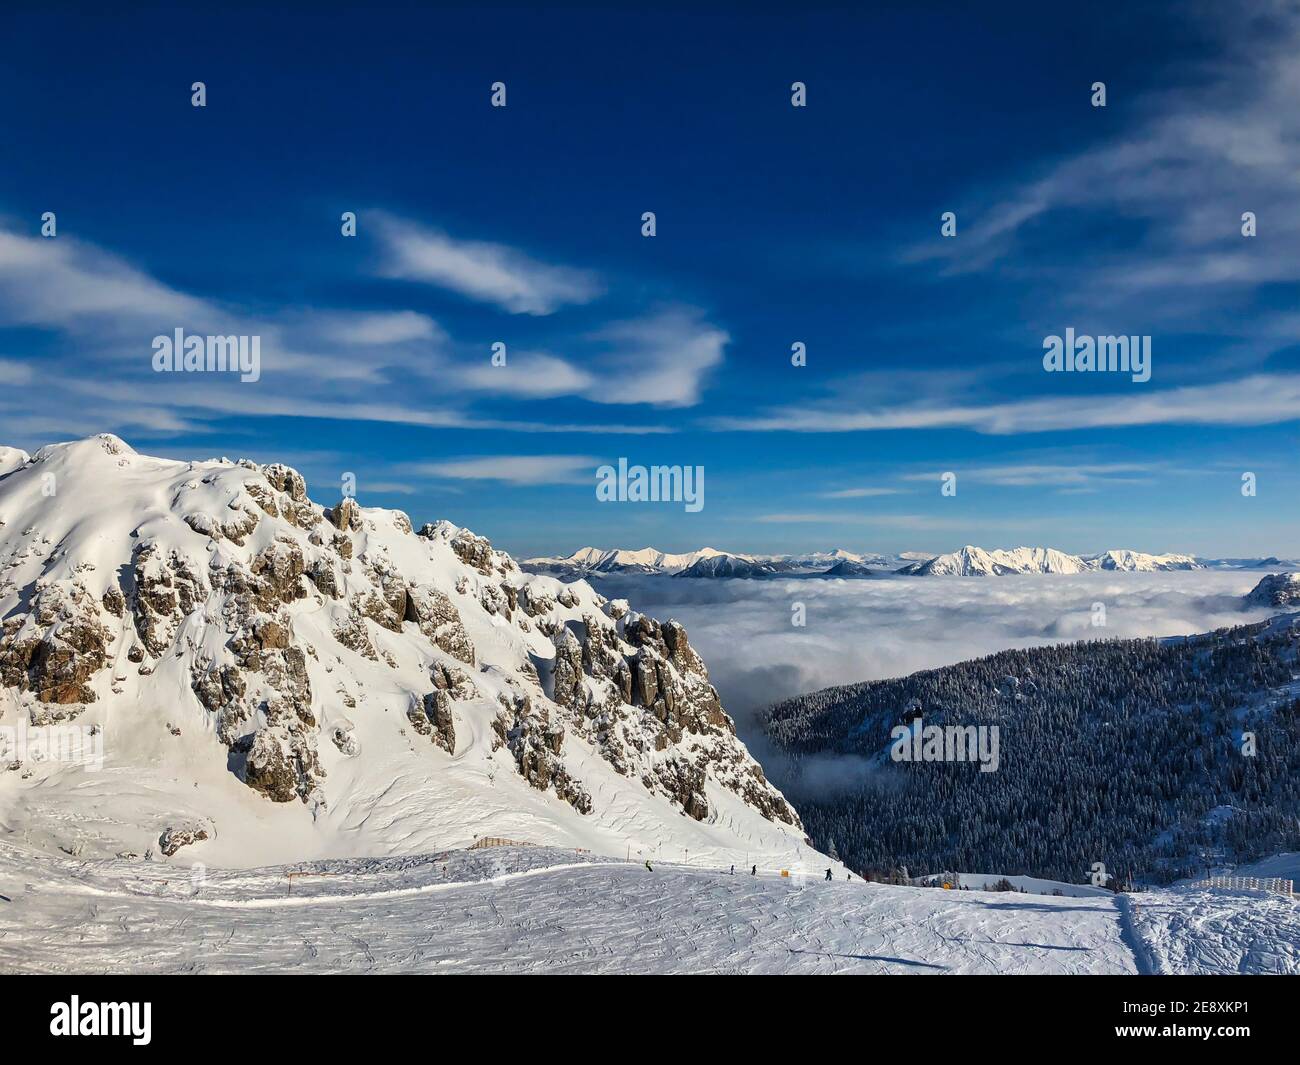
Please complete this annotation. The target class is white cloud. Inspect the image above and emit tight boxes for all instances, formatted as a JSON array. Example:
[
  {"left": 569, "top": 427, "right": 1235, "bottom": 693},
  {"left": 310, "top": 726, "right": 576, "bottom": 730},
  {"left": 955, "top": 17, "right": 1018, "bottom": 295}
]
[
  {"left": 457, "top": 352, "right": 597, "bottom": 397},
  {"left": 714, "top": 373, "right": 1300, "bottom": 435},
  {"left": 900, "top": 463, "right": 1156, "bottom": 487},
  {"left": 449, "top": 308, "right": 728, "bottom": 408},
  {"left": 328, "top": 310, "right": 443, "bottom": 346},
  {"left": 602, "top": 571, "right": 1273, "bottom": 750},
  {"left": 904, "top": 3, "right": 1300, "bottom": 310},
  {"left": 753, "top": 513, "right": 983, "bottom": 530},
  {"left": 373, "top": 213, "right": 603, "bottom": 315},
  {"left": 0, "top": 219, "right": 679, "bottom": 439},
  {"left": 586, "top": 308, "right": 728, "bottom": 408},
  {"left": 408, "top": 454, "right": 598, "bottom": 485},
  {"left": 0, "top": 358, "right": 33, "bottom": 386},
  {"left": 0, "top": 230, "right": 209, "bottom": 328},
  {"left": 819, "top": 486, "right": 910, "bottom": 499}
]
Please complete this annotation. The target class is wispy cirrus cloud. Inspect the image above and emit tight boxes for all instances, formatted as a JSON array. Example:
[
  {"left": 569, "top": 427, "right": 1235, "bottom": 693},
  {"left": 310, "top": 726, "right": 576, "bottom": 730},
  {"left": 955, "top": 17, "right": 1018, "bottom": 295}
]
[
  {"left": 819, "top": 486, "right": 911, "bottom": 499},
  {"left": 450, "top": 307, "right": 728, "bottom": 408},
  {"left": 713, "top": 373, "right": 1300, "bottom": 435},
  {"left": 900, "top": 462, "right": 1156, "bottom": 488},
  {"left": 372, "top": 212, "right": 603, "bottom": 315},
  {"left": 0, "top": 229, "right": 208, "bottom": 327},
  {"left": 456, "top": 351, "right": 597, "bottom": 398},
  {"left": 0, "top": 357, "right": 33, "bottom": 386},
  {"left": 753, "top": 513, "right": 985, "bottom": 530},
  {"left": 326, "top": 310, "right": 445, "bottom": 346},
  {"left": 584, "top": 307, "right": 727, "bottom": 408},
  {"left": 406, "top": 454, "right": 598, "bottom": 485},
  {"left": 0, "top": 221, "right": 683, "bottom": 442},
  {"left": 904, "top": 1, "right": 1300, "bottom": 313}
]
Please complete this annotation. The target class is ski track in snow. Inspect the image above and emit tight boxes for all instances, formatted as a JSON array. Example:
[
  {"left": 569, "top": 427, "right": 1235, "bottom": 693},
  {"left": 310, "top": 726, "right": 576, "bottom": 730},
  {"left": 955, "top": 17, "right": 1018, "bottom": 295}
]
[
  {"left": 1126, "top": 887, "right": 1300, "bottom": 975},
  {"left": 0, "top": 843, "right": 1148, "bottom": 974},
  {"left": 4, "top": 844, "right": 1293, "bottom": 975}
]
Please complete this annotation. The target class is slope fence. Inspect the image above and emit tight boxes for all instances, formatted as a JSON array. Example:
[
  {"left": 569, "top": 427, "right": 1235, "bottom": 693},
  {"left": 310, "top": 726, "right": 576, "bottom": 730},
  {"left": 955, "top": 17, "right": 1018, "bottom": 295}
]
[{"left": 1189, "top": 875, "right": 1293, "bottom": 896}]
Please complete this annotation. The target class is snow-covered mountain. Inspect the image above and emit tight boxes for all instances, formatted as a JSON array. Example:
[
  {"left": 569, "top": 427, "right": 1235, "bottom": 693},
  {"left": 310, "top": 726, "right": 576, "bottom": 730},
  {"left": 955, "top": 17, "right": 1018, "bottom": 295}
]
[
  {"left": 1203, "top": 556, "right": 1300, "bottom": 570},
  {"left": 899, "top": 545, "right": 1204, "bottom": 576},
  {"left": 772, "top": 548, "right": 891, "bottom": 569},
  {"left": 817, "top": 559, "right": 889, "bottom": 579},
  {"left": 522, "top": 545, "right": 737, "bottom": 577},
  {"left": 0, "top": 436, "right": 809, "bottom": 868},
  {"left": 0, "top": 447, "right": 29, "bottom": 478},
  {"left": 675, "top": 554, "right": 782, "bottom": 579},
  {"left": 522, "top": 546, "right": 897, "bottom": 579},
  {"left": 900, "top": 545, "right": 1088, "bottom": 576},
  {"left": 1081, "top": 549, "right": 1202, "bottom": 571},
  {"left": 526, "top": 543, "right": 1215, "bottom": 580},
  {"left": 1244, "top": 572, "right": 1300, "bottom": 608}
]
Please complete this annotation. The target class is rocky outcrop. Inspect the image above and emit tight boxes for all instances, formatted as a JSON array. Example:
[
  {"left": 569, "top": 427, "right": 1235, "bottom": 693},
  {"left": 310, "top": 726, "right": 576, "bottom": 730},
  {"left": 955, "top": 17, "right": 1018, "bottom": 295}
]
[
  {"left": 326, "top": 497, "right": 362, "bottom": 532},
  {"left": 0, "top": 437, "right": 803, "bottom": 844},
  {"left": 405, "top": 585, "right": 474, "bottom": 665},
  {"left": 493, "top": 692, "right": 591, "bottom": 814},
  {"left": 159, "top": 822, "right": 211, "bottom": 856},
  {"left": 242, "top": 725, "right": 321, "bottom": 804},
  {"left": 0, "top": 581, "right": 112, "bottom": 704}
]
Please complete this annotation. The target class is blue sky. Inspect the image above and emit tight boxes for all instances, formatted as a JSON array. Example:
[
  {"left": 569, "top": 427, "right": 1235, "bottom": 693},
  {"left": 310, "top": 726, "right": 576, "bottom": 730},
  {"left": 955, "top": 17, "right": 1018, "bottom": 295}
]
[{"left": 3, "top": 1, "right": 1300, "bottom": 558}]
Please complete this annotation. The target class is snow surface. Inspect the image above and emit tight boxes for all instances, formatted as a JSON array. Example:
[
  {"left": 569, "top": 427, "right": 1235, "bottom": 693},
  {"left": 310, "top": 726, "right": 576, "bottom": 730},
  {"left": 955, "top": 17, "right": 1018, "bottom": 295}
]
[
  {"left": 0, "top": 448, "right": 29, "bottom": 478},
  {"left": 913, "top": 872, "right": 1112, "bottom": 897},
  {"left": 0, "top": 841, "right": 1140, "bottom": 974},
  {"left": 4, "top": 839, "right": 1290, "bottom": 975},
  {"left": 1124, "top": 887, "right": 1300, "bottom": 975}
]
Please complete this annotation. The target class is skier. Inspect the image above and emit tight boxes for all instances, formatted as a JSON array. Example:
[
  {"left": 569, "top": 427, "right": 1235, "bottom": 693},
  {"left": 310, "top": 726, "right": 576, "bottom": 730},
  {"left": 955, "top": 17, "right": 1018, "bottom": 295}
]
[
  {"left": 645, "top": 859, "right": 653, "bottom": 872},
  {"left": 751, "top": 865, "right": 756, "bottom": 876},
  {"left": 825, "top": 868, "right": 832, "bottom": 881},
  {"left": 729, "top": 864, "right": 734, "bottom": 875}
]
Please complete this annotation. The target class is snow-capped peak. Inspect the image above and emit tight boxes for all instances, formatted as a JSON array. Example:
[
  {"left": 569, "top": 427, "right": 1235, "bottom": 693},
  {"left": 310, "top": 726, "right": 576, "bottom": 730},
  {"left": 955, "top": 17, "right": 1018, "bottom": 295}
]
[
  {"left": 523, "top": 545, "right": 745, "bottom": 576},
  {"left": 0, "top": 436, "right": 810, "bottom": 869},
  {"left": 900, "top": 545, "right": 1205, "bottom": 576},
  {"left": 1244, "top": 572, "right": 1300, "bottom": 608}
]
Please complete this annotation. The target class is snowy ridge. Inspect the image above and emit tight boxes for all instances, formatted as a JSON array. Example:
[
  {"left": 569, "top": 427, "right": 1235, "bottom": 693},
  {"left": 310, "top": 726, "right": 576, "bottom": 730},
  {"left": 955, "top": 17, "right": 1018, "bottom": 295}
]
[
  {"left": 900, "top": 545, "right": 1203, "bottom": 576},
  {"left": 0, "top": 448, "right": 30, "bottom": 478},
  {"left": 525, "top": 543, "right": 1210, "bottom": 579},
  {"left": 0, "top": 435, "right": 809, "bottom": 869},
  {"left": 522, "top": 546, "right": 738, "bottom": 576},
  {"left": 522, "top": 545, "right": 895, "bottom": 578}
]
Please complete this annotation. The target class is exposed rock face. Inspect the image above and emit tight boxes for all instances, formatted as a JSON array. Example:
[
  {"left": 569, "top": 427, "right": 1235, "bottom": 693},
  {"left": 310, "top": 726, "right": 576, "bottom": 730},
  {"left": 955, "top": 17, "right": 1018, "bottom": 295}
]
[
  {"left": 159, "top": 822, "right": 211, "bottom": 856},
  {"left": 405, "top": 585, "right": 474, "bottom": 665},
  {"left": 326, "top": 497, "right": 362, "bottom": 531},
  {"left": 243, "top": 725, "right": 320, "bottom": 803},
  {"left": 0, "top": 436, "right": 802, "bottom": 847}
]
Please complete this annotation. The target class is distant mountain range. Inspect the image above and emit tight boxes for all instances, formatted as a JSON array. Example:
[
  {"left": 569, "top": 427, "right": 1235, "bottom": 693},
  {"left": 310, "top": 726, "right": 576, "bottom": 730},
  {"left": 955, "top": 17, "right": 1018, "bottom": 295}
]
[
  {"left": 896, "top": 545, "right": 1202, "bottom": 576},
  {"left": 522, "top": 546, "right": 895, "bottom": 579},
  {"left": 522, "top": 544, "right": 1297, "bottom": 580}
]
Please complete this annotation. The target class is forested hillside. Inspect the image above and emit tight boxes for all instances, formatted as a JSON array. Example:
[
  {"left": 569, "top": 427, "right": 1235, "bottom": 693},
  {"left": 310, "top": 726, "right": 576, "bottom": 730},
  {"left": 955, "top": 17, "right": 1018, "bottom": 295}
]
[{"left": 763, "top": 618, "right": 1300, "bottom": 883}]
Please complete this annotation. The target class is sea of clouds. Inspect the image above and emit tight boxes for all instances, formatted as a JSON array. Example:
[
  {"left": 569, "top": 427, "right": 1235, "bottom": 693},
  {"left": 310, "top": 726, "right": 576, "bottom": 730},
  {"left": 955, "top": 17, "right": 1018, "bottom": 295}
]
[{"left": 595, "top": 570, "right": 1279, "bottom": 795}]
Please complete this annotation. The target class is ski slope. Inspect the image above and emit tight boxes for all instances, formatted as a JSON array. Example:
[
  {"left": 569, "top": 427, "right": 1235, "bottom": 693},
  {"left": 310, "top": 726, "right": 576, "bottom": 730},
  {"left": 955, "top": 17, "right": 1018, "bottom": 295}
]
[
  {"left": 1124, "top": 888, "right": 1300, "bottom": 975},
  {"left": 0, "top": 841, "right": 1175, "bottom": 974}
]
